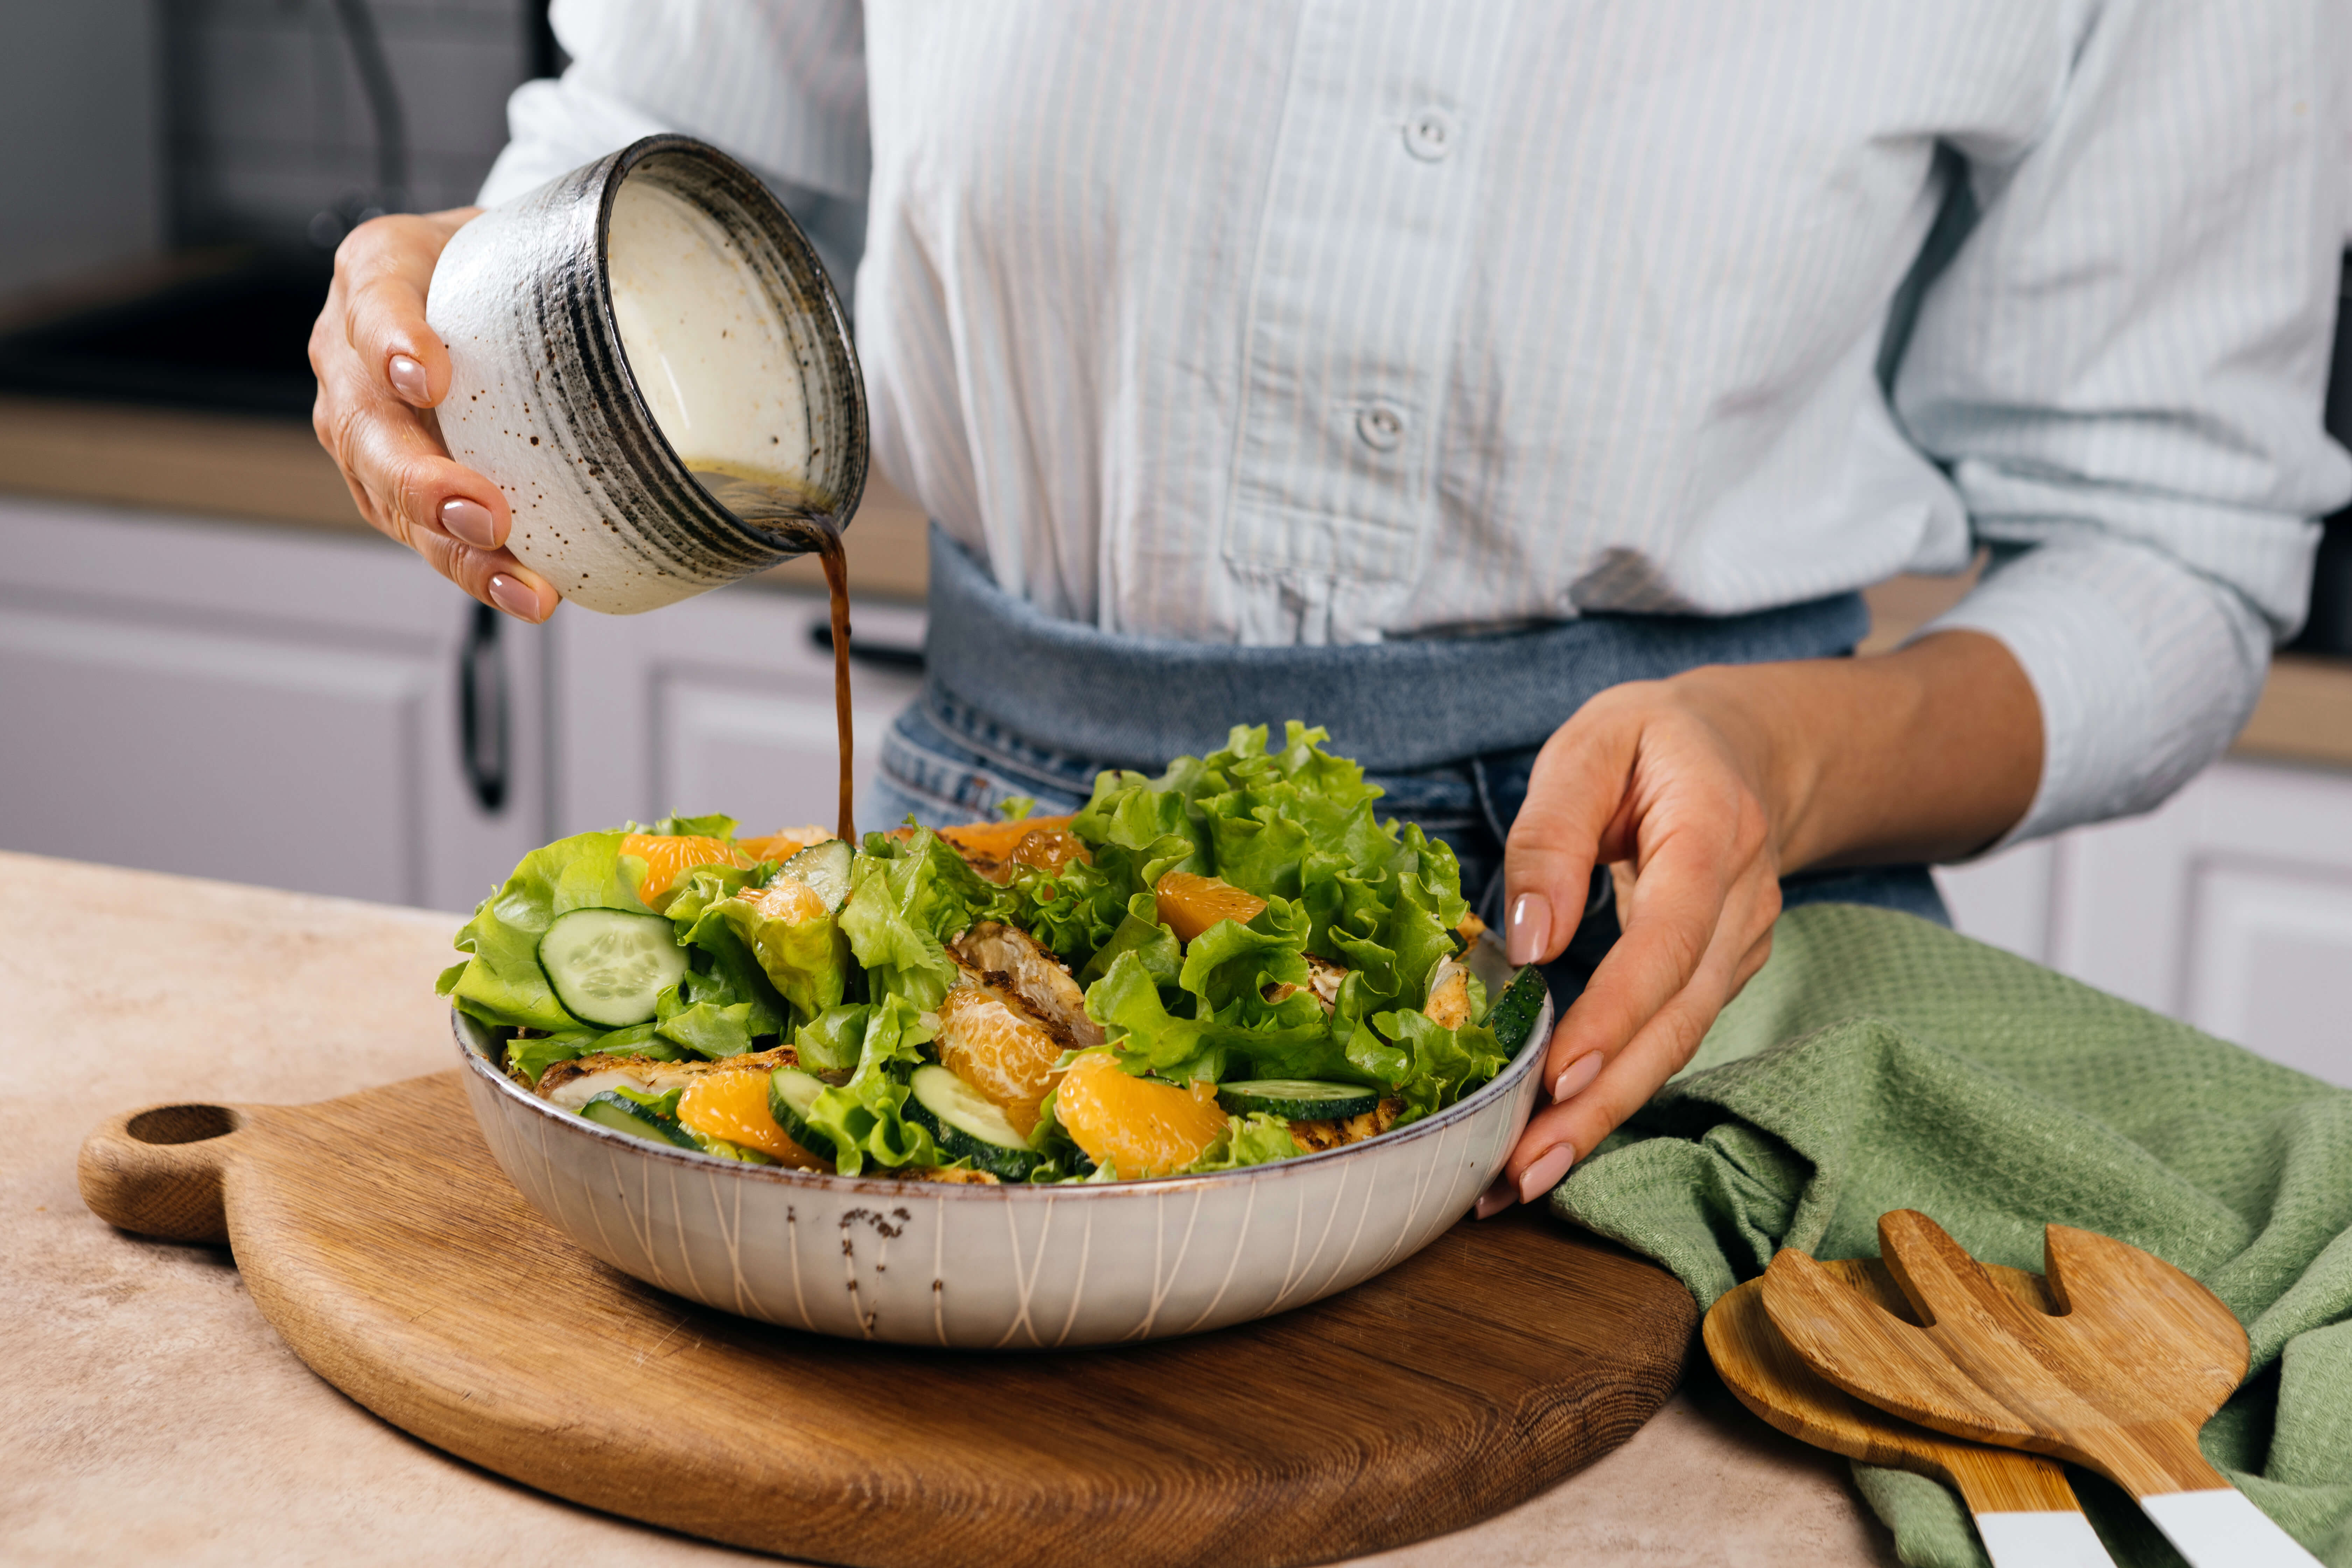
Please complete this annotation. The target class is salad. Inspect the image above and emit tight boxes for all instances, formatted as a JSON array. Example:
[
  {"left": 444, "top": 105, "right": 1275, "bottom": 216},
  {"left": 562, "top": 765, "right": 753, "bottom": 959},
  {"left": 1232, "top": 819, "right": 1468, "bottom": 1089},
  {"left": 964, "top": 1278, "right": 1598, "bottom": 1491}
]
[{"left": 441, "top": 722, "right": 1546, "bottom": 1183}]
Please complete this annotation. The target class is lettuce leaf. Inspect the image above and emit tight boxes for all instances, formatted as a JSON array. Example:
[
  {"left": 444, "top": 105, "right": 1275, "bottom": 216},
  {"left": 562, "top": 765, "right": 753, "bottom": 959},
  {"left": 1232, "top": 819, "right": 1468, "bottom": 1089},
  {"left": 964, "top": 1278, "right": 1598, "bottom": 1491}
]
[
  {"left": 1367, "top": 1009, "right": 1510, "bottom": 1123},
  {"left": 444, "top": 831, "right": 651, "bottom": 1035},
  {"left": 839, "top": 828, "right": 992, "bottom": 1009},
  {"left": 1086, "top": 947, "right": 1330, "bottom": 1086},
  {"left": 1182, "top": 1113, "right": 1306, "bottom": 1173},
  {"left": 657, "top": 863, "right": 792, "bottom": 1051},
  {"left": 640, "top": 812, "right": 738, "bottom": 838},
  {"left": 793, "top": 994, "right": 941, "bottom": 1175}
]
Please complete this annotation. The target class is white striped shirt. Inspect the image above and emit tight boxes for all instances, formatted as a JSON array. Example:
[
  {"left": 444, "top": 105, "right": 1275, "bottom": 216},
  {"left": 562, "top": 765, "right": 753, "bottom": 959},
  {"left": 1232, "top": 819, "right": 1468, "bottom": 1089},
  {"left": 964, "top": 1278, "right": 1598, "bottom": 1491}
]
[{"left": 480, "top": 0, "right": 2352, "bottom": 846}]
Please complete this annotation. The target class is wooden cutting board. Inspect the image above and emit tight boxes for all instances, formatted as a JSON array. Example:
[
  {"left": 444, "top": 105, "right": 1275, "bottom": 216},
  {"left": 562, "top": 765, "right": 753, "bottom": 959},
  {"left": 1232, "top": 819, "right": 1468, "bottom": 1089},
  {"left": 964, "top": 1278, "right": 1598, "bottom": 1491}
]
[{"left": 79, "top": 1071, "right": 1696, "bottom": 1568}]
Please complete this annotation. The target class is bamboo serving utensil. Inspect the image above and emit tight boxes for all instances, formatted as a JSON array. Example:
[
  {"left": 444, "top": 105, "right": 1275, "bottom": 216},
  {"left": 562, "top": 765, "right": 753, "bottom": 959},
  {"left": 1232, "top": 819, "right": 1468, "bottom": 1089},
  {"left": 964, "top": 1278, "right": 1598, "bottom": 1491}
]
[
  {"left": 1705, "top": 1258, "right": 2116, "bottom": 1567},
  {"left": 1762, "top": 1210, "right": 2320, "bottom": 1568}
]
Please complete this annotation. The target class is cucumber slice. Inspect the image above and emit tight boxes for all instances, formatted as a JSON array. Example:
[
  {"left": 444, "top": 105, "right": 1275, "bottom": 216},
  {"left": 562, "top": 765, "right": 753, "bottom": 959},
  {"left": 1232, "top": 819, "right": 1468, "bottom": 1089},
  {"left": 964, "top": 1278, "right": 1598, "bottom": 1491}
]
[
  {"left": 539, "top": 907, "right": 688, "bottom": 1028},
  {"left": 1486, "top": 965, "right": 1548, "bottom": 1056},
  {"left": 903, "top": 1065, "right": 1041, "bottom": 1181},
  {"left": 768, "top": 1067, "right": 839, "bottom": 1163},
  {"left": 579, "top": 1089, "right": 698, "bottom": 1149},
  {"left": 779, "top": 838, "right": 853, "bottom": 911},
  {"left": 1214, "top": 1079, "right": 1381, "bottom": 1120}
]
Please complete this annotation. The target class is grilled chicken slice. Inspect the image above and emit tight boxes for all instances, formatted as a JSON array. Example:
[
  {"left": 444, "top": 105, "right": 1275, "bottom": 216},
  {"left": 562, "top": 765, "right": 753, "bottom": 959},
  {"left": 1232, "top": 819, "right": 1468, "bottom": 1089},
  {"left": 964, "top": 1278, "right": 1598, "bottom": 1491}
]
[
  {"left": 1265, "top": 953, "right": 1350, "bottom": 1015},
  {"left": 1424, "top": 958, "right": 1474, "bottom": 1030},
  {"left": 1289, "top": 1097, "right": 1404, "bottom": 1153},
  {"left": 534, "top": 1042, "right": 796, "bottom": 1110},
  {"left": 951, "top": 921, "right": 1103, "bottom": 1049},
  {"left": 933, "top": 965, "right": 1068, "bottom": 1137}
]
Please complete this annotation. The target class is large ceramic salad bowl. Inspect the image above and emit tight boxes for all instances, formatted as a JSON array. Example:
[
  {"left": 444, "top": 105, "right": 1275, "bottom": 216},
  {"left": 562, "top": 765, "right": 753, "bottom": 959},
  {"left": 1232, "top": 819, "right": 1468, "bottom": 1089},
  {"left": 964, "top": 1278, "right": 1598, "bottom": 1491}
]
[
  {"left": 442, "top": 722, "right": 1554, "bottom": 1349},
  {"left": 454, "top": 952, "right": 1548, "bottom": 1349}
]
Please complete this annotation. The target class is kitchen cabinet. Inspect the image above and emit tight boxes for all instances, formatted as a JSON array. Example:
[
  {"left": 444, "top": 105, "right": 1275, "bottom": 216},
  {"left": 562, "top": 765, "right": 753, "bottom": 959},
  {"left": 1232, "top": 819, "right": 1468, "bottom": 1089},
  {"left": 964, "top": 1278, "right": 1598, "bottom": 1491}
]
[
  {"left": 0, "top": 495, "right": 927, "bottom": 910},
  {"left": 0, "top": 495, "right": 548, "bottom": 911},
  {"left": 551, "top": 581, "right": 926, "bottom": 838},
  {"left": 1938, "top": 758, "right": 2352, "bottom": 1087}
]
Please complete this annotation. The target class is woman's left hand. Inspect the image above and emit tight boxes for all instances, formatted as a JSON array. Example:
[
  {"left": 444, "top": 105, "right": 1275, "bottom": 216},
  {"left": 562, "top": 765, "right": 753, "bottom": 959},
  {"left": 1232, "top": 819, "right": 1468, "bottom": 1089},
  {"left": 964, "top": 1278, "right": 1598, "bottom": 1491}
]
[{"left": 1482, "top": 630, "right": 2043, "bottom": 1214}]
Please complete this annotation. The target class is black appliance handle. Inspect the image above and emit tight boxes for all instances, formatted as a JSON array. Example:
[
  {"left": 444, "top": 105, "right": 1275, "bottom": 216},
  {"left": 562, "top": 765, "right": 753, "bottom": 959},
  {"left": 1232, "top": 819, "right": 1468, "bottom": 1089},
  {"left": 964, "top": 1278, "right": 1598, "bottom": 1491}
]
[{"left": 458, "top": 601, "right": 510, "bottom": 814}]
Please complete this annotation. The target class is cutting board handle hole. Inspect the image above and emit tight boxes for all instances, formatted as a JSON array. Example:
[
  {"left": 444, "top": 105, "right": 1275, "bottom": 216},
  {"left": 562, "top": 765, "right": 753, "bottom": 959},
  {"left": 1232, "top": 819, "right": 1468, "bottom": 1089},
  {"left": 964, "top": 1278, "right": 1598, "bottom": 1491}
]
[{"left": 126, "top": 1105, "right": 238, "bottom": 1145}]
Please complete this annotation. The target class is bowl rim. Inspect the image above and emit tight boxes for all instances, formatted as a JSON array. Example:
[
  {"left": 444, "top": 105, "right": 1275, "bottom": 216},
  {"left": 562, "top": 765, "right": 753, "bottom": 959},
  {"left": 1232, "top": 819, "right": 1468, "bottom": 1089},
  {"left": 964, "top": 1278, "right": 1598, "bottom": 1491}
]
[
  {"left": 454, "top": 959, "right": 1552, "bottom": 1204},
  {"left": 585, "top": 134, "right": 871, "bottom": 560}
]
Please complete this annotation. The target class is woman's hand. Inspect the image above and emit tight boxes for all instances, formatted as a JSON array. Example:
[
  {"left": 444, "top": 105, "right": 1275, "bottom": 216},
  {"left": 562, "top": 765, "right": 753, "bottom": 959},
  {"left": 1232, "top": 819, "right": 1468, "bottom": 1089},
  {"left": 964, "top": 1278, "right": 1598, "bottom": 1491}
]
[
  {"left": 1482, "top": 630, "right": 2043, "bottom": 1214},
  {"left": 308, "top": 208, "right": 559, "bottom": 622}
]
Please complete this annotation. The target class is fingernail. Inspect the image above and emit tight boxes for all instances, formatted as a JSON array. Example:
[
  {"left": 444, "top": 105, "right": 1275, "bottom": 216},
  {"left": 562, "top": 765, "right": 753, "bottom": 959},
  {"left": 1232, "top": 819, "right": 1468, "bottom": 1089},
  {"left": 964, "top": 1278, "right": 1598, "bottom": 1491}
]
[
  {"left": 1473, "top": 1174, "right": 1516, "bottom": 1220},
  {"left": 1550, "top": 1051, "right": 1603, "bottom": 1103},
  {"left": 1517, "top": 1143, "right": 1577, "bottom": 1204},
  {"left": 1507, "top": 891, "right": 1550, "bottom": 965},
  {"left": 388, "top": 354, "right": 429, "bottom": 403},
  {"left": 487, "top": 573, "right": 540, "bottom": 621},
  {"left": 440, "top": 496, "right": 498, "bottom": 548}
]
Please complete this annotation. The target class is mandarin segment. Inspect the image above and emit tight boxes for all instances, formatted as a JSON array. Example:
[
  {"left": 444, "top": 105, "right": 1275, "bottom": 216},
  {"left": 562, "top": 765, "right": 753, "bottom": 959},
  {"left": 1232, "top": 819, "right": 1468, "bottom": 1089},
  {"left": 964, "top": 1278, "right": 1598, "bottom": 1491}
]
[
  {"left": 620, "top": 833, "right": 750, "bottom": 906},
  {"left": 735, "top": 826, "right": 834, "bottom": 865},
  {"left": 934, "top": 979, "right": 1066, "bottom": 1136},
  {"left": 1153, "top": 871, "right": 1268, "bottom": 944},
  {"left": 676, "top": 1069, "right": 828, "bottom": 1169},
  {"left": 938, "top": 814, "right": 1077, "bottom": 862},
  {"left": 1010, "top": 827, "right": 1091, "bottom": 875},
  {"left": 1054, "top": 1051, "right": 1226, "bottom": 1178},
  {"left": 740, "top": 875, "right": 829, "bottom": 925}
]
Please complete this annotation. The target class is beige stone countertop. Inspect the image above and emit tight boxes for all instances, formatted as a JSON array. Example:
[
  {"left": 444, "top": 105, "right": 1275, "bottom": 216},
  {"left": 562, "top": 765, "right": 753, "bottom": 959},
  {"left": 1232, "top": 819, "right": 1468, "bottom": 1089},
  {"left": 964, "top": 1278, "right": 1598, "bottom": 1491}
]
[
  {"left": 2, "top": 849, "right": 1897, "bottom": 1566},
  {"left": 8, "top": 390, "right": 2344, "bottom": 769}
]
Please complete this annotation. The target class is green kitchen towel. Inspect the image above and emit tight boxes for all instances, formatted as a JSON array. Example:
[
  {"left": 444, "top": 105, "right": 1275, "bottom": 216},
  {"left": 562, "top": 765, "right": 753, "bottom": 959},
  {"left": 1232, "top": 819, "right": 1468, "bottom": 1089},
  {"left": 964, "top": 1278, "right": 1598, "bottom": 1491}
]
[{"left": 1550, "top": 903, "right": 2352, "bottom": 1568}]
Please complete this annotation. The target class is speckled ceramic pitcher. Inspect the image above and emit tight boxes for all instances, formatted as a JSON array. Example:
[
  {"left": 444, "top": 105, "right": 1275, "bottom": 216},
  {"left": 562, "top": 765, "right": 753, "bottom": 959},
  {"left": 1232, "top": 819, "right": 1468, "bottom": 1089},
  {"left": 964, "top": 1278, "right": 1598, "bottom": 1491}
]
[{"left": 427, "top": 135, "right": 867, "bottom": 615}]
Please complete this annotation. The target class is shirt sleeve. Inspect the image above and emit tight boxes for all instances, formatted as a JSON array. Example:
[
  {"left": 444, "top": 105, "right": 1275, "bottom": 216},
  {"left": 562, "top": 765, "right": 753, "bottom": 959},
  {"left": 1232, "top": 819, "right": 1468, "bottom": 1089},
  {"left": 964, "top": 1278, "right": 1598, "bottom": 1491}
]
[
  {"left": 476, "top": 0, "right": 870, "bottom": 298},
  {"left": 1893, "top": 0, "right": 2352, "bottom": 847}
]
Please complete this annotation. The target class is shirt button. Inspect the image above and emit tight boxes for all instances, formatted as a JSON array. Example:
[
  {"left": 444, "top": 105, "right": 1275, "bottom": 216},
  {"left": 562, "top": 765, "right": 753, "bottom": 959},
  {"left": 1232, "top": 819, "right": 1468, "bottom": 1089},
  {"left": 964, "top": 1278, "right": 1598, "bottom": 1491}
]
[
  {"left": 1403, "top": 107, "right": 1456, "bottom": 162},
  {"left": 1356, "top": 404, "right": 1406, "bottom": 451}
]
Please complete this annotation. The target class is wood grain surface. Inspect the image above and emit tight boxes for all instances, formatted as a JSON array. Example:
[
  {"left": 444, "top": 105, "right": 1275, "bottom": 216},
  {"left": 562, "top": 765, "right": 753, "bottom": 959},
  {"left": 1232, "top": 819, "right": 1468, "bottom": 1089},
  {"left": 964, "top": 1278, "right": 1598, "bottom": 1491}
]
[
  {"left": 1762, "top": 1210, "right": 2247, "bottom": 1499},
  {"left": 79, "top": 1070, "right": 1697, "bottom": 1568},
  {"left": 1707, "top": 1255, "right": 2084, "bottom": 1516}
]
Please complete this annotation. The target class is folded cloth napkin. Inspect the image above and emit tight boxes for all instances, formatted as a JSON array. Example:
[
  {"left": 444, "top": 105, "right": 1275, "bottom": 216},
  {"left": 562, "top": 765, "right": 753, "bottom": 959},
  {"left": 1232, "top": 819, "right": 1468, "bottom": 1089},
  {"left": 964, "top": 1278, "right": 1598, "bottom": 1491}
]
[{"left": 1551, "top": 903, "right": 2352, "bottom": 1568}]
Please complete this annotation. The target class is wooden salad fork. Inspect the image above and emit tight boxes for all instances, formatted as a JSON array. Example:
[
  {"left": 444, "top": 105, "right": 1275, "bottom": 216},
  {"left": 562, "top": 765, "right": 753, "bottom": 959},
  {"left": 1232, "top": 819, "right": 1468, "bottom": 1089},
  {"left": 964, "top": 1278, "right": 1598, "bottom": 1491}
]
[
  {"left": 1762, "top": 1210, "right": 2320, "bottom": 1568},
  {"left": 1706, "top": 1259, "right": 2116, "bottom": 1567}
]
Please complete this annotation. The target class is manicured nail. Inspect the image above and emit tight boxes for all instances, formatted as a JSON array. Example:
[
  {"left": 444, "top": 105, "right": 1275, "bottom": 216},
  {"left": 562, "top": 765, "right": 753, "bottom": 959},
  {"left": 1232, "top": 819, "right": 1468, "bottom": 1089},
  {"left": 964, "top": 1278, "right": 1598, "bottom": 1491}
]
[
  {"left": 440, "top": 496, "right": 498, "bottom": 548},
  {"left": 1507, "top": 891, "right": 1550, "bottom": 965},
  {"left": 486, "top": 573, "right": 540, "bottom": 621},
  {"left": 1550, "top": 1051, "right": 1603, "bottom": 1103},
  {"left": 1473, "top": 1175, "right": 1516, "bottom": 1220},
  {"left": 388, "top": 353, "right": 429, "bottom": 403},
  {"left": 1517, "top": 1143, "right": 1576, "bottom": 1204}
]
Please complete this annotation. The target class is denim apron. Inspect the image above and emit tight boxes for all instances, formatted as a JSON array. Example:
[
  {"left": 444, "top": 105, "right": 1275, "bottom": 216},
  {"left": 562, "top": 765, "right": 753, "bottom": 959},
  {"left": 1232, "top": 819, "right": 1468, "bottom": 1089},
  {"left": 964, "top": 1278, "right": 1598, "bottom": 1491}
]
[{"left": 874, "top": 527, "right": 1946, "bottom": 993}]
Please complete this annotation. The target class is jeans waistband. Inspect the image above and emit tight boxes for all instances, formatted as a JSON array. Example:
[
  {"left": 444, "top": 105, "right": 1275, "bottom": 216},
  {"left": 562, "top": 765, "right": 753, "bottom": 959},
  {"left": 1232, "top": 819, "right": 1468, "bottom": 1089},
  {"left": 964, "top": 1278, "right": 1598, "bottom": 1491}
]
[{"left": 921, "top": 523, "right": 1872, "bottom": 774}]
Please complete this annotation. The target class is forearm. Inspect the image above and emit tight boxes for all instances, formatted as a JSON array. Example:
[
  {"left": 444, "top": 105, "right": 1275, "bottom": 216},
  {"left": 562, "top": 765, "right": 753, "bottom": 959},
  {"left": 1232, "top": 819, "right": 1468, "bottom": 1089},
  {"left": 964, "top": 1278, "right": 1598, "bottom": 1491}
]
[{"left": 1672, "top": 629, "right": 2043, "bottom": 873}]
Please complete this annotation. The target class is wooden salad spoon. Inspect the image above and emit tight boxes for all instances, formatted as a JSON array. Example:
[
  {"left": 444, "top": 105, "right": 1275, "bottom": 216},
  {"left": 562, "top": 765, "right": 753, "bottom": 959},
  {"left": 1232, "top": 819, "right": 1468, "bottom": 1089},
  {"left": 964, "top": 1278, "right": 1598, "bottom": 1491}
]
[
  {"left": 1762, "top": 1210, "right": 2320, "bottom": 1568},
  {"left": 1706, "top": 1258, "right": 2116, "bottom": 1567}
]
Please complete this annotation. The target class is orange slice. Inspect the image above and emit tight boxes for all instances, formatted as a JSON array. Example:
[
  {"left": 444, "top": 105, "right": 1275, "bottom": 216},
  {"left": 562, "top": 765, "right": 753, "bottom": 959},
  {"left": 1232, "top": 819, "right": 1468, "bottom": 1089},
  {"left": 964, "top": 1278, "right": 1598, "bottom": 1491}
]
[
  {"left": 1011, "top": 827, "right": 1091, "bottom": 875},
  {"left": 736, "top": 826, "right": 834, "bottom": 865},
  {"left": 934, "top": 980, "right": 1066, "bottom": 1136},
  {"left": 938, "top": 814, "right": 1077, "bottom": 862},
  {"left": 1153, "top": 871, "right": 1268, "bottom": 944},
  {"left": 676, "top": 1068, "right": 827, "bottom": 1169},
  {"left": 621, "top": 833, "right": 749, "bottom": 906},
  {"left": 1054, "top": 1051, "right": 1226, "bottom": 1178},
  {"left": 738, "top": 874, "right": 828, "bottom": 925}
]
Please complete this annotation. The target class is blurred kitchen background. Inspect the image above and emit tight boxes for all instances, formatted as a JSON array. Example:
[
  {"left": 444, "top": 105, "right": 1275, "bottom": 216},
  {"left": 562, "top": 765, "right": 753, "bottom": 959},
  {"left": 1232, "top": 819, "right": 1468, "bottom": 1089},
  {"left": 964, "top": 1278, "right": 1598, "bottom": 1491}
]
[{"left": 0, "top": 2, "right": 2344, "bottom": 1086}]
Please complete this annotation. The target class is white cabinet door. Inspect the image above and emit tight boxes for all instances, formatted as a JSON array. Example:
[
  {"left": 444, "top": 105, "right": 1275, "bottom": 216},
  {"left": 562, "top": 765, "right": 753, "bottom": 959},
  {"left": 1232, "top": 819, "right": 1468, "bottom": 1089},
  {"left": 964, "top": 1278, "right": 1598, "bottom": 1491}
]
[
  {"left": 0, "top": 497, "right": 547, "bottom": 911},
  {"left": 553, "top": 581, "right": 925, "bottom": 839},
  {"left": 1938, "top": 759, "right": 2352, "bottom": 1086}
]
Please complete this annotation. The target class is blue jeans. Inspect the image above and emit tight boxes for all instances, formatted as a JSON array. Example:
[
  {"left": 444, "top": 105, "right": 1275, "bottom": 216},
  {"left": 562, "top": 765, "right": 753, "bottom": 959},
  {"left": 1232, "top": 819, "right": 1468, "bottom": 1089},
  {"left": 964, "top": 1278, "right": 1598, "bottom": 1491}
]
[{"left": 873, "top": 526, "right": 1948, "bottom": 991}]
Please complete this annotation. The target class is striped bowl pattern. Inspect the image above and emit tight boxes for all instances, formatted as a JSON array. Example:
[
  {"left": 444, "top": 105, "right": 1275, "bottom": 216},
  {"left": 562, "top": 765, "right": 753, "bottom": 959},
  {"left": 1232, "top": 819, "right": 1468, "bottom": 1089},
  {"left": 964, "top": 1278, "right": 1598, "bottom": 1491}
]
[
  {"left": 427, "top": 135, "right": 867, "bottom": 615},
  {"left": 453, "top": 950, "right": 1551, "bottom": 1349}
]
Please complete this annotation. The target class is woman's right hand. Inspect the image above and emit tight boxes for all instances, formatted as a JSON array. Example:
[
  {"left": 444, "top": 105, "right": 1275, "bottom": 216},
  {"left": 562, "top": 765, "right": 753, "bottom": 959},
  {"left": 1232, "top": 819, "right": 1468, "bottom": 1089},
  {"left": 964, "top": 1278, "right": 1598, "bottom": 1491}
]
[{"left": 308, "top": 208, "right": 559, "bottom": 623}]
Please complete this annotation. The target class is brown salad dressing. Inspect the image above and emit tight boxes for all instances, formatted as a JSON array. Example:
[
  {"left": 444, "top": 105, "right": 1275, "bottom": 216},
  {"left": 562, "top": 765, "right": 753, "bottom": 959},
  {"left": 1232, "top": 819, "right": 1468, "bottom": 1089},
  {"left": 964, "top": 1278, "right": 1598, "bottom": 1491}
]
[{"left": 689, "top": 466, "right": 858, "bottom": 846}]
